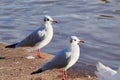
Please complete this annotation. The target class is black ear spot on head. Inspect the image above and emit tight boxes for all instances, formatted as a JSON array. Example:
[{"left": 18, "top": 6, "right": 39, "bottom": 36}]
[
  {"left": 70, "top": 39, "right": 72, "bottom": 43},
  {"left": 44, "top": 18, "right": 46, "bottom": 21}
]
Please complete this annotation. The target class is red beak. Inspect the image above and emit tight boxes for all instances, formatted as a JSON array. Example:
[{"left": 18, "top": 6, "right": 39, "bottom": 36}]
[
  {"left": 51, "top": 20, "right": 58, "bottom": 23},
  {"left": 79, "top": 40, "right": 85, "bottom": 43}
]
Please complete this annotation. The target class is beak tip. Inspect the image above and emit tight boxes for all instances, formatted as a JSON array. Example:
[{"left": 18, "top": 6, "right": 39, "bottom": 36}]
[
  {"left": 80, "top": 40, "right": 85, "bottom": 43},
  {"left": 52, "top": 20, "right": 58, "bottom": 23}
]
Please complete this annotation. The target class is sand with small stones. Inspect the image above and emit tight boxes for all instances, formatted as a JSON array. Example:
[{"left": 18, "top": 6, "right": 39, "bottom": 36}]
[{"left": 0, "top": 43, "right": 98, "bottom": 80}]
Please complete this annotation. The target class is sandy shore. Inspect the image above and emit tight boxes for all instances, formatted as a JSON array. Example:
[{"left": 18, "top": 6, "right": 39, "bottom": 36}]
[{"left": 0, "top": 43, "right": 98, "bottom": 80}]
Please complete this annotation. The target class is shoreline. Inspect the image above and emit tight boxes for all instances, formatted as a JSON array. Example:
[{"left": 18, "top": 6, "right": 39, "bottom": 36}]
[{"left": 0, "top": 43, "right": 98, "bottom": 80}]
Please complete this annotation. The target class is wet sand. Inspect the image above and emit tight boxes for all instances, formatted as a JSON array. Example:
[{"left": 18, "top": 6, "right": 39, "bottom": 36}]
[{"left": 0, "top": 43, "right": 98, "bottom": 80}]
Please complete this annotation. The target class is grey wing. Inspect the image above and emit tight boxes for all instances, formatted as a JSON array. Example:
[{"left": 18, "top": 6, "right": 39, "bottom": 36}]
[
  {"left": 42, "top": 48, "right": 71, "bottom": 71},
  {"left": 16, "top": 28, "right": 45, "bottom": 47}
]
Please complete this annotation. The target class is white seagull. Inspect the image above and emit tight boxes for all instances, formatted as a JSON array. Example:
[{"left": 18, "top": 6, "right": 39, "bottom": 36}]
[
  {"left": 5, "top": 15, "right": 57, "bottom": 58},
  {"left": 31, "top": 36, "right": 84, "bottom": 80},
  {"left": 95, "top": 62, "right": 120, "bottom": 80}
]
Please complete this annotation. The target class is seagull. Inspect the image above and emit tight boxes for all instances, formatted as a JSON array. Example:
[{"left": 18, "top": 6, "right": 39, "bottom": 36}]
[
  {"left": 5, "top": 15, "right": 57, "bottom": 58},
  {"left": 95, "top": 62, "right": 120, "bottom": 80},
  {"left": 31, "top": 36, "right": 85, "bottom": 80}
]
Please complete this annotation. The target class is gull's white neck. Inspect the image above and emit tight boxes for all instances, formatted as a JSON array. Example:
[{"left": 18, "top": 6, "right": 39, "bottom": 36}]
[
  {"left": 39, "top": 22, "right": 53, "bottom": 48},
  {"left": 70, "top": 43, "right": 80, "bottom": 53},
  {"left": 44, "top": 22, "right": 53, "bottom": 31},
  {"left": 64, "top": 43, "right": 80, "bottom": 70}
]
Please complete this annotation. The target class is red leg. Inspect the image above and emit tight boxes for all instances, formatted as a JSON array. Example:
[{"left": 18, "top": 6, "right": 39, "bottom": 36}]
[
  {"left": 62, "top": 70, "right": 66, "bottom": 80},
  {"left": 62, "top": 70, "right": 68, "bottom": 80},
  {"left": 64, "top": 71, "right": 68, "bottom": 80},
  {"left": 37, "top": 49, "right": 45, "bottom": 58}
]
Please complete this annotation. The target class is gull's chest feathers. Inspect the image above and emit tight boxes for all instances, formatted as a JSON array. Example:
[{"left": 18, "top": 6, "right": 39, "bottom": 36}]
[
  {"left": 44, "top": 23, "right": 53, "bottom": 41},
  {"left": 69, "top": 44, "right": 80, "bottom": 60},
  {"left": 36, "top": 23, "right": 53, "bottom": 48}
]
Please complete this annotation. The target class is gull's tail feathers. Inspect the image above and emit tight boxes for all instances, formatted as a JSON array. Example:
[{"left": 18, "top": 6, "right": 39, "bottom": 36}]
[
  {"left": 31, "top": 68, "right": 43, "bottom": 75},
  {"left": 5, "top": 43, "right": 18, "bottom": 48}
]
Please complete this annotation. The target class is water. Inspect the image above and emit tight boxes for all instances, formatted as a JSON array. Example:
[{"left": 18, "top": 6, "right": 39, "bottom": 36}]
[{"left": 0, "top": 0, "right": 120, "bottom": 69}]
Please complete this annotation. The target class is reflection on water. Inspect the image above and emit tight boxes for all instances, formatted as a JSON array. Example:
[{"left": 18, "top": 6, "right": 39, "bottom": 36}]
[{"left": 0, "top": 0, "right": 120, "bottom": 69}]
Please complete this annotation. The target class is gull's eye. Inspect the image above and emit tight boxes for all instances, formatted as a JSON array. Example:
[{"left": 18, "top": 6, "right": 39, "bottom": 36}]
[
  {"left": 44, "top": 18, "right": 49, "bottom": 21},
  {"left": 74, "top": 39, "right": 76, "bottom": 41},
  {"left": 46, "top": 18, "right": 49, "bottom": 21}
]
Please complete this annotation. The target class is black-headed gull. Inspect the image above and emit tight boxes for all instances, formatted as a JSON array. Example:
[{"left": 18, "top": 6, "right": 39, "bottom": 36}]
[
  {"left": 5, "top": 15, "right": 57, "bottom": 58},
  {"left": 95, "top": 62, "right": 120, "bottom": 80},
  {"left": 31, "top": 36, "right": 84, "bottom": 80}
]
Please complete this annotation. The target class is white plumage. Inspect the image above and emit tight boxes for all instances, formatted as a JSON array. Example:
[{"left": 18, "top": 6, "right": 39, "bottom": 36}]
[
  {"left": 6, "top": 15, "right": 57, "bottom": 58},
  {"left": 31, "top": 36, "right": 84, "bottom": 80},
  {"left": 95, "top": 62, "right": 120, "bottom": 80}
]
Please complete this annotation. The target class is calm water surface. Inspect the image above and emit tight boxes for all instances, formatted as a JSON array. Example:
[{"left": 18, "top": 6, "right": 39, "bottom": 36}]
[{"left": 0, "top": 0, "right": 120, "bottom": 69}]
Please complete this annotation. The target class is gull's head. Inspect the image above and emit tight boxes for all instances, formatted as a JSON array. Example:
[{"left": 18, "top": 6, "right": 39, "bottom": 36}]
[
  {"left": 44, "top": 15, "right": 57, "bottom": 23},
  {"left": 70, "top": 36, "right": 84, "bottom": 44}
]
